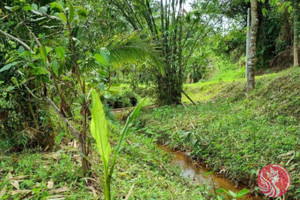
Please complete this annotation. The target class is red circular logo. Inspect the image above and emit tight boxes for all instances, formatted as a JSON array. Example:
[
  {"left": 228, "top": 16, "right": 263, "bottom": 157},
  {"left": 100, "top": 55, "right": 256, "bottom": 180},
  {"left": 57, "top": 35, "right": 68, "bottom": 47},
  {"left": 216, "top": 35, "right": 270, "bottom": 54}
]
[{"left": 257, "top": 164, "right": 291, "bottom": 197}]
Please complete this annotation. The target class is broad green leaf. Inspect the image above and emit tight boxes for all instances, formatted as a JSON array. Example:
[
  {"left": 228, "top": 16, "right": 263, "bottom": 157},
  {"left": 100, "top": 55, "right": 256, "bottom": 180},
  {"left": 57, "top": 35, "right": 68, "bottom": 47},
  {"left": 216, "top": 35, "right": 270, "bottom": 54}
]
[
  {"left": 33, "top": 65, "right": 48, "bottom": 75},
  {"left": 77, "top": 8, "right": 87, "bottom": 18},
  {"left": 31, "top": 3, "right": 38, "bottom": 10},
  {"left": 98, "top": 69, "right": 108, "bottom": 77},
  {"left": 6, "top": 86, "right": 14, "bottom": 92},
  {"left": 39, "top": 46, "right": 47, "bottom": 62},
  {"left": 228, "top": 190, "right": 237, "bottom": 198},
  {"left": 5, "top": 6, "right": 20, "bottom": 11},
  {"left": 216, "top": 188, "right": 227, "bottom": 194},
  {"left": 59, "top": 12, "right": 67, "bottom": 22},
  {"left": 50, "top": 2, "right": 63, "bottom": 12},
  {"left": 98, "top": 83, "right": 105, "bottom": 91},
  {"left": 67, "top": 3, "right": 74, "bottom": 21},
  {"left": 11, "top": 77, "right": 19, "bottom": 86},
  {"left": 23, "top": 5, "right": 33, "bottom": 11},
  {"left": 51, "top": 60, "right": 60, "bottom": 76},
  {"left": 94, "top": 48, "right": 111, "bottom": 66},
  {"left": 100, "top": 48, "right": 110, "bottom": 64},
  {"left": 94, "top": 54, "right": 108, "bottom": 66},
  {"left": 0, "top": 62, "right": 21, "bottom": 73},
  {"left": 236, "top": 189, "right": 250, "bottom": 197},
  {"left": 91, "top": 90, "right": 111, "bottom": 170},
  {"left": 56, "top": 47, "right": 65, "bottom": 61},
  {"left": 262, "top": 8, "right": 268, "bottom": 17},
  {"left": 61, "top": 76, "right": 71, "bottom": 81},
  {"left": 18, "top": 46, "right": 25, "bottom": 53},
  {"left": 46, "top": 46, "right": 53, "bottom": 54},
  {"left": 39, "top": 6, "right": 47, "bottom": 13}
]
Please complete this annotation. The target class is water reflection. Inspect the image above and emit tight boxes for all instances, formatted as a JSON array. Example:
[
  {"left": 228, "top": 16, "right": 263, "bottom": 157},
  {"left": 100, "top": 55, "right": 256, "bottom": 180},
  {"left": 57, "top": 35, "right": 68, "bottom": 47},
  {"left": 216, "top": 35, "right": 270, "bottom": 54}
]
[{"left": 161, "top": 146, "right": 263, "bottom": 200}]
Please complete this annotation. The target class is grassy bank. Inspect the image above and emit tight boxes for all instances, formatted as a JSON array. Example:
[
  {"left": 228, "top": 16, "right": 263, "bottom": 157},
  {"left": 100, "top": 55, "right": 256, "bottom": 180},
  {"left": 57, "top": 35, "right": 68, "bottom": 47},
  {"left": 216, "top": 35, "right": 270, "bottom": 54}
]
[{"left": 139, "top": 67, "right": 300, "bottom": 199}]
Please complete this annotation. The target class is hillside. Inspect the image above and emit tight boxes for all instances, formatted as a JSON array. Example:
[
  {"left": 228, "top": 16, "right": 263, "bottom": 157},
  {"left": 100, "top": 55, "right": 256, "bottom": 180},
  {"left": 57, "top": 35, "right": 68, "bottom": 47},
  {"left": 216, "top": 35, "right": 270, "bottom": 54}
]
[{"left": 140, "top": 67, "right": 300, "bottom": 199}]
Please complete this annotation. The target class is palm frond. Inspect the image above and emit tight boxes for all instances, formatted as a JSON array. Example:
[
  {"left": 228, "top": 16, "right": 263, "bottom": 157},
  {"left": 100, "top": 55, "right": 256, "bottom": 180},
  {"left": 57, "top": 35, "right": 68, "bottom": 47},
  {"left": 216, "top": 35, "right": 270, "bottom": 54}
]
[{"left": 105, "top": 31, "right": 159, "bottom": 68}]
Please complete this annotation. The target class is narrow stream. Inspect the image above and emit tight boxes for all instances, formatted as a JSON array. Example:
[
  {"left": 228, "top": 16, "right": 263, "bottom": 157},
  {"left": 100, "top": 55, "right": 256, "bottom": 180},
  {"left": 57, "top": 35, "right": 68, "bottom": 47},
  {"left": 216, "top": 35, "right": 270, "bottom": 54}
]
[{"left": 160, "top": 146, "right": 263, "bottom": 200}]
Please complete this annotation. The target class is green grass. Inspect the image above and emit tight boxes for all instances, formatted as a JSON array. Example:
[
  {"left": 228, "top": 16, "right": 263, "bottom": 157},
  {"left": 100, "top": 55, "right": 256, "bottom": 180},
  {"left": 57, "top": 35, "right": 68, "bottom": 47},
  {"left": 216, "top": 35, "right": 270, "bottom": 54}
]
[
  {"left": 0, "top": 151, "right": 92, "bottom": 199},
  {"left": 2, "top": 67, "right": 299, "bottom": 199},
  {"left": 0, "top": 121, "right": 210, "bottom": 200},
  {"left": 139, "top": 67, "right": 300, "bottom": 199},
  {"left": 206, "top": 57, "right": 245, "bottom": 82}
]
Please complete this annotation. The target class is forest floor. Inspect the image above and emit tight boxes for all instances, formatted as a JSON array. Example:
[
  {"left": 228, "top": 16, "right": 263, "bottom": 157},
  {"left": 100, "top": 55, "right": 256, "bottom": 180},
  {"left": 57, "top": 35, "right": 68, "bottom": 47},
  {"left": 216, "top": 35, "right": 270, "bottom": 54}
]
[
  {"left": 0, "top": 120, "right": 211, "bottom": 199},
  {"left": 139, "top": 67, "right": 300, "bottom": 199}
]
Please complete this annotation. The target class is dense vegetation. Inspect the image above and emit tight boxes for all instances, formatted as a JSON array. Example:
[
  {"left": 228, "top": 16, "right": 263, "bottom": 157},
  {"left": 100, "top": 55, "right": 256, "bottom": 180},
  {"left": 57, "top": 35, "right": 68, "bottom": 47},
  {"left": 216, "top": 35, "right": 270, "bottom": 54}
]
[
  {"left": 139, "top": 67, "right": 300, "bottom": 199},
  {"left": 0, "top": 0, "right": 299, "bottom": 199}
]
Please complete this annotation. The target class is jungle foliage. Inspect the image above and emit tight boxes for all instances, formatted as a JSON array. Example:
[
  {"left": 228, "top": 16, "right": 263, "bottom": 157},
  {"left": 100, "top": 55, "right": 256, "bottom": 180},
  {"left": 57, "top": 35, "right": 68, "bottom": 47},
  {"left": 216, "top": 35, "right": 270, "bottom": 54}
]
[
  {"left": 0, "top": 0, "right": 299, "bottom": 199},
  {"left": 139, "top": 67, "right": 300, "bottom": 199}
]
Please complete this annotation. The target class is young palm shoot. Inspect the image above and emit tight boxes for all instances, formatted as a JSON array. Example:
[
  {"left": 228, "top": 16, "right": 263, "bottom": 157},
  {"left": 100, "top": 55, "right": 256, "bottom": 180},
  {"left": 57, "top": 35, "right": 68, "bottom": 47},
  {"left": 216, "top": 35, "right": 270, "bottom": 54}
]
[{"left": 90, "top": 89, "right": 144, "bottom": 200}]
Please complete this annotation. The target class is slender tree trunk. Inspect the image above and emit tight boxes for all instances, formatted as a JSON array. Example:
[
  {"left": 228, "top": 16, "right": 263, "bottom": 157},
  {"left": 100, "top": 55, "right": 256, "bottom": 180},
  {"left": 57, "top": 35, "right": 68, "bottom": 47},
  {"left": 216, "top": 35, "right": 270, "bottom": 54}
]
[
  {"left": 247, "top": 0, "right": 258, "bottom": 92},
  {"left": 294, "top": 0, "right": 299, "bottom": 67},
  {"left": 28, "top": 94, "right": 40, "bottom": 130},
  {"left": 66, "top": 16, "right": 89, "bottom": 176}
]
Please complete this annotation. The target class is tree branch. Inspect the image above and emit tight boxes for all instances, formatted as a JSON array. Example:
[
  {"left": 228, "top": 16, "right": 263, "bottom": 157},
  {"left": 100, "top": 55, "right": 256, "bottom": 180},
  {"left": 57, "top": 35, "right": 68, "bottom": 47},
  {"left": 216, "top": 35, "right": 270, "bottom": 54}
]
[
  {"left": 45, "top": 97, "right": 81, "bottom": 140},
  {"left": 0, "top": 30, "right": 33, "bottom": 53}
]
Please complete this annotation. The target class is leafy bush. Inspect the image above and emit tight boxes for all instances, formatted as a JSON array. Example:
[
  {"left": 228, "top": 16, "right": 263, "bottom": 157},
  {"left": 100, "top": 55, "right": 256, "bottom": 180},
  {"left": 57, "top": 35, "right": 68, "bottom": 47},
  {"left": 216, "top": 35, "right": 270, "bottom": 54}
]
[
  {"left": 0, "top": 82, "right": 54, "bottom": 153},
  {"left": 102, "top": 91, "right": 138, "bottom": 109}
]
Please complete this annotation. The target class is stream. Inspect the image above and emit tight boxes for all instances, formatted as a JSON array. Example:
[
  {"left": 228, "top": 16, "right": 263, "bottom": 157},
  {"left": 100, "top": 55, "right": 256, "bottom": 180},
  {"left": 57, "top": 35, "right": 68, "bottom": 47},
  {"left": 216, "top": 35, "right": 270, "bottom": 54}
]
[
  {"left": 111, "top": 108, "right": 263, "bottom": 199},
  {"left": 160, "top": 146, "right": 263, "bottom": 200}
]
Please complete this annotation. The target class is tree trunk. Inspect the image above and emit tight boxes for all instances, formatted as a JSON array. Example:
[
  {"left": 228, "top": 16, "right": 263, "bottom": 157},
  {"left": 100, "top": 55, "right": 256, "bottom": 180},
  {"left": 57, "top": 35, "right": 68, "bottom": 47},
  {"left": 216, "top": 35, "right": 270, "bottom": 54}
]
[
  {"left": 247, "top": 0, "right": 258, "bottom": 92},
  {"left": 157, "top": 74, "right": 182, "bottom": 105},
  {"left": 294, "top": 0, "right": 299, "bottom": 67}
]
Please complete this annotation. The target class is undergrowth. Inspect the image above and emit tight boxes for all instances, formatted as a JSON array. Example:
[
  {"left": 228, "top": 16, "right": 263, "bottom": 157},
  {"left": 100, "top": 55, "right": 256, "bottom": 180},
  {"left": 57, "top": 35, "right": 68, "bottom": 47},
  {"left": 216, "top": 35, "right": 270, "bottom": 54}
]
[
  {"left": 139, "top": 67, "right": 300, "bottom": 199},
  {"left": 0, "top": 121, "right": 209, "bottom": 199}
]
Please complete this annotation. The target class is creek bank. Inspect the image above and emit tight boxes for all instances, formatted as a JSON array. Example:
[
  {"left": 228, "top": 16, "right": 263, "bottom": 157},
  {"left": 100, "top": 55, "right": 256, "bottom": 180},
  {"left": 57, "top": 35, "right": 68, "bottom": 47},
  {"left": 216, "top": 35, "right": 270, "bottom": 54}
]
[{"left": 159, "top": 145, "right": 264, "bottom": 200}]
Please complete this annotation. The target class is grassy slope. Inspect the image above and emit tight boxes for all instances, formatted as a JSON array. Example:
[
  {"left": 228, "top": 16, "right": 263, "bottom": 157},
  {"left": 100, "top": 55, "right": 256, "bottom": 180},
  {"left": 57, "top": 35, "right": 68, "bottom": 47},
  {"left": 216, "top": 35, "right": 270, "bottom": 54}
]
[
  {"left": 140, "top": 67, "right": 300, "bottom": 199},
  {"left": 0, "top": 121, "right": 208, "bottom": 200}
]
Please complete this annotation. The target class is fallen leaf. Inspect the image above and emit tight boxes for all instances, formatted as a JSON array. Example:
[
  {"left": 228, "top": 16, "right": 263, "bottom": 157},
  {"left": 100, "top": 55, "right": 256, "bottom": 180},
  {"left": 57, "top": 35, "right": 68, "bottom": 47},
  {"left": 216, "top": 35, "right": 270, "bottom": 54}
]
[
  {"left": 12, "top": 175, "right": 28, "bottom": 180},
  {"left": 125, "top": 184, "right": 135, "bottom": 200},
  {"left": 0, "top": 185, "right": 7, "bottom": 198},
  {"left": 44, "top": 145, "right": 50, "bottom": 151},
  {"left": 50, "top": 187, "right": 69, "bottom": 194},
  {"left": 11, "top": 190, "right": 31, "bottom": 195},
  {"left": 46, "top": 194, "right": 65, "bottom": 200},
  {"left": 73, "top": 141, "right": 78, "bottom": 148},
  {"left": 10, "top": 180, "right": 19, "bottom": 190},
  {"left": 6, "top": 172, "right": 12, "bottom": 180},
  {"left": 88, "top": 186, "right": 97, "bottom": 197},
  {"left": 47, "top": 180, "right": 54, "bottom": 189}
]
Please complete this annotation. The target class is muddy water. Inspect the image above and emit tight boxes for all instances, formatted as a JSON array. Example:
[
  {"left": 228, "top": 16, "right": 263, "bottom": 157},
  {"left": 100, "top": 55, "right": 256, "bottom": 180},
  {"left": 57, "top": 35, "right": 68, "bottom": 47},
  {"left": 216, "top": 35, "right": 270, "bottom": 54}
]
[{"left": 160, "top": 146, "right": 263, "bottom": 200}]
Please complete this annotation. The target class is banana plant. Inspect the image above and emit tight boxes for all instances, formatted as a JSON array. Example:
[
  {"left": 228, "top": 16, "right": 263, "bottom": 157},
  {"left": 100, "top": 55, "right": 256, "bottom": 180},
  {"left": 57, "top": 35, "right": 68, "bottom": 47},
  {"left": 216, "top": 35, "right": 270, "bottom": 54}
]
[{"left": 90, "top": 89, "right": 144, "bottom": 200}]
